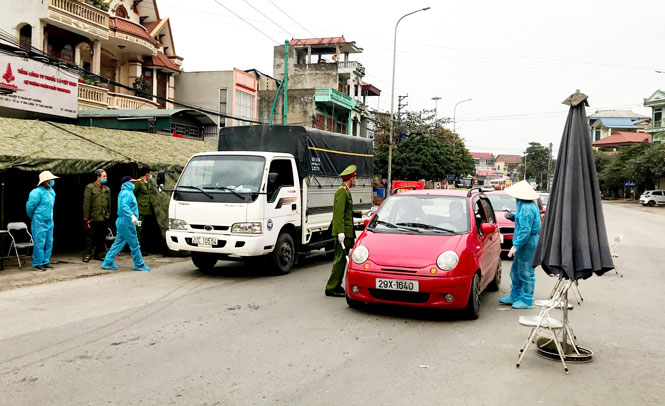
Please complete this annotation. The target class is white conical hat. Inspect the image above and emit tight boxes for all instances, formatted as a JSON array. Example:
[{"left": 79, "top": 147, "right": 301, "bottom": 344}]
[
  {"left": 37, "top": 171, "right": 59, "bottom": 186},
  {"left": 505, "top": 180, "right": 538, "bottom": 200}
]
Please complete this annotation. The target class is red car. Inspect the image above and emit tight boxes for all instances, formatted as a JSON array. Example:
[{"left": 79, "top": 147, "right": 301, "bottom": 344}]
[
  {"left": 485, "top": 191, "right": 545, "bottom": 256},
  {"left": 345, "top": 189, "right": 502, "bottom": 319}
]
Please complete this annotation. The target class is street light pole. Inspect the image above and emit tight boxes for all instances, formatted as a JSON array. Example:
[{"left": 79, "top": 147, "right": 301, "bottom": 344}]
[
  {"left": 432, "top": 96, "right": 441, "bottom": 117},
  {"left": 452, "top": 98, "right": 472, "bottom": 133},
  {"left": 388, "top": 7, "right": 430, "bottom": 195}
]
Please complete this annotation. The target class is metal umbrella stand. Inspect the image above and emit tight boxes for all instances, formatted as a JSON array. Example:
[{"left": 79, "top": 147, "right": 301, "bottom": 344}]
[{"left": 530, "top": 90, "right": 615, "bottom": 364}]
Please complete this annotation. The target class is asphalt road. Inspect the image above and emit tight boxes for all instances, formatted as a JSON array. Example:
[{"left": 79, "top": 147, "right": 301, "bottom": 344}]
[{"left": 1, "top": 202, "right": 663, "bottom": 405}]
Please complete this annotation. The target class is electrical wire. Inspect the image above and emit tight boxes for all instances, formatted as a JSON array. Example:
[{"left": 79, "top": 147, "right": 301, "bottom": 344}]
[
  {"left": 266, "top": 0, "right": 316, "bottom": 38},
  {"left": 211, "top": 0, "right": 279, "bottom": 44},
  {"left": 242, "top": 0, "right": 294, "bottom": 38}
]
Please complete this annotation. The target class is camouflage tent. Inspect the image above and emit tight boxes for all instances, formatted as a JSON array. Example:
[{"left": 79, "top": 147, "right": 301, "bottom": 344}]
[{"left": 0, "top": 117, "right": 215, "bottom": 246}]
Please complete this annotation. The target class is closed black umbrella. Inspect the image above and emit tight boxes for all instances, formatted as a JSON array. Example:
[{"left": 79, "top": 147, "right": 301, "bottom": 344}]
[{"left": 532, "top": 91, "right": 614, "bottom": 280}]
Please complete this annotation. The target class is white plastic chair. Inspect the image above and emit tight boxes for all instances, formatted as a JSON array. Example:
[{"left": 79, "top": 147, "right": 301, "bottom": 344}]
[
  {"left": 516, "top": 279, "right": 576, "bottom": 373},
  {"left": 608, "top": 235, "right": 623, "bottom": 277},
  {"left": 7, "top": 222, "right": 34, "bottom": 269}
]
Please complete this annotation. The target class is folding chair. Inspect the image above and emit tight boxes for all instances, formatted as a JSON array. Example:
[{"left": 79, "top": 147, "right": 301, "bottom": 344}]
[
  {"left": 608, "top": 235, "right": 623, "bottom": 277},
  {"left": 549, "top": 276, "right": 583, "bottom": 305},
  {"left": 516, "top": 279, "right": 576, "bottom": 373},
  {"left": 7, "top": 222, "right": 34, "bottom": 269},
  {"left": 105, "top": 227, "right": 116, "bottom": 251}
]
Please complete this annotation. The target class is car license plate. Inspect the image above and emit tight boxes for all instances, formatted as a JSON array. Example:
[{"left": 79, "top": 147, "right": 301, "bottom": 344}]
[
  {"left": 376, "top": 278, "right": 419, "bottom": 292},
  {"left": 192, "top": 236, "right": 217, "bottom": 245}
]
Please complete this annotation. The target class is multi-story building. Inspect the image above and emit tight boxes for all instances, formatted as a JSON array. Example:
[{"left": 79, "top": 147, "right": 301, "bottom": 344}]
[
  {"left": 176, "top": 69, "right": 260, "bottom": 128},
  {"left": 643, "top": 90, "right": 665, "bottom": 143},
  {"left": 495, "top": 154, "right": 522, "bottom": 176},
  {"left": 471, "top": 152, "right": 496, "bottom": 183},
  {"left": 587, "top": 109, "right": 649, "bottom": 143},
  {"left": 1, "top": 0, "right": 182, "bottom": 111},
  {"left": 258, "top": 36, "right": 380, "bottom": 136}
]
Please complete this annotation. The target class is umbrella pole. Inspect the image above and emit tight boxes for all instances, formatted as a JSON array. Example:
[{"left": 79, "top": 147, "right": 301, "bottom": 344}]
[{"left": 562, "top": 289, "right": 568, "bottom": 352}]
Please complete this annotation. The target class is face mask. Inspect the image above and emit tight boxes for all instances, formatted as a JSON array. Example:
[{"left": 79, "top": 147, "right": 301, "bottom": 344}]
[
  {"left": 100, "top": 179, "right": 107, "bottom": 184},
  {"left": 49, "top": 180, "right": 55, "bottom": 187}
]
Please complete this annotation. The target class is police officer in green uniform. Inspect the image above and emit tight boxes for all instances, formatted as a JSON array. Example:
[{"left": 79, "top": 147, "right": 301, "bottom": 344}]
[
  {"left": 82, "top": 169, "right": 111, "bottom": 262},
  {"left": 133, "top": 167, "right": 153, "bottom": 244},
  {"left": 325, "top": 165, "right": 362, "bottom": 297}
]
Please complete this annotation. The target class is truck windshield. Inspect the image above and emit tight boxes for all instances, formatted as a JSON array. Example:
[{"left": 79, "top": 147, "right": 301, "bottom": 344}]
[{"left": 175, "top": 155, "right": 265, "bottom": 202}]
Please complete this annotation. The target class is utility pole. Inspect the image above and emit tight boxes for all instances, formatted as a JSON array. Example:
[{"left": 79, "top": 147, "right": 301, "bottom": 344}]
[{"left": 397, "top": 94, "right": 408, "bottom": 142}]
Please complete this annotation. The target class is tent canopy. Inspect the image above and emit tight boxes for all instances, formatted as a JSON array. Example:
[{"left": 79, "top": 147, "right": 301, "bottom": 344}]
[{"left": 0, "top": 117, "right": 214, "bottom": 174}]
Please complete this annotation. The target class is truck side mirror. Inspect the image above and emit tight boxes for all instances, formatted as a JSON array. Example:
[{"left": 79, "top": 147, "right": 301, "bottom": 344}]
[
  {"left": 157, "top": 170, "right": 165, "bottom": 191},
  {"left": 267, "top": 172, "right": 278, "bottom": 197}
]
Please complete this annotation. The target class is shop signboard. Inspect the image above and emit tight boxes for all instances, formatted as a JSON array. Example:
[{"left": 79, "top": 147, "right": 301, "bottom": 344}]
[{"left": 0, "top": 54, "right": 78, "bottom": 118}]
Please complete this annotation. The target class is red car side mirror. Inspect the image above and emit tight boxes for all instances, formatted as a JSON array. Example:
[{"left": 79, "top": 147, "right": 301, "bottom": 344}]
[{"left": 480, "top": 223, "right": 496, "bottom": 234}]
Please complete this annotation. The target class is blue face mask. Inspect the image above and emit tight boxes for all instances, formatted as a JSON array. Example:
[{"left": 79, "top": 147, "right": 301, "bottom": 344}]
[
  {"left": 100, "top": 179, "right": 107, "bottom": 184},
  {"left": 49, "top": 180, "right": 55, "bottom": 187}
]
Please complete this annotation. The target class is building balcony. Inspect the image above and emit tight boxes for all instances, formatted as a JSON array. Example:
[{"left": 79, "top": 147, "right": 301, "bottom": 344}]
[
  {"left": 78, "top": 83, "right": 160, "bottom": 110},
  {"left": 338, "top": 61, "right": 365, "bottom": 76},
  {"left": 78, "top": 83, "right": 109, "bottom": 110},
  {"left": 47, "top": 0, "right": 109, "bottom": 40},
  {"left": 645, "top": 121, "right": 664, "bottom": 133},
  {"left": 315, "top": 88, "right": 355, "bottom": 110},
  {"left": 108, "top": 92, "right": 159, "bottom": 110}
]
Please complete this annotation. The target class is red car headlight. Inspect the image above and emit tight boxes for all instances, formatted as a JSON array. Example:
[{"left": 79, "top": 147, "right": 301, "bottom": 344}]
[
  {"left": 436, "top": 251, "right": 459, "bottom": 270},
  {"left": 351, "top": 245, "right": 369, "bottom": 264}
]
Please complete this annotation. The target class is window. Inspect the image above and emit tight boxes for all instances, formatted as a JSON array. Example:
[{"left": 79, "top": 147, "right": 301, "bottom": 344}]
[
  {"left": 234, "top": 90, "right": 254, "bottom": 124},
  {"left": 595, "top": 130, "right": 601, "bottom": 142},
  {"left": 369, "top": 195, "right": 469, "bottom": 234},
  {"left": 141, "top": 68, "right": 153, "bottom": 95},
  {"left": 115, "top": 5, "right": 128, "bottom": 18},
  {"left": 480, "top": 198, "right": 496, "bottom": 224},
  {"left": 19, "top": 24, "right": 31, "bottom": 50},
  {"left": 219, "top": 88, "right": 228, "bottom": 127},
  {"left": 655, "top": 108, "right": 662, "bottom": 125},
  {"left": 267, "top": 159, "right": 294, "bottom": 202}
]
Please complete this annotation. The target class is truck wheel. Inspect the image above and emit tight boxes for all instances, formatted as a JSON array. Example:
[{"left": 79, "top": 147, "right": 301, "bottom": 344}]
[
  {"left": 270, "top": 232, "right": 295, "bottom": 275},
  {"left": 191, "top": 252, "right": 217, "bottom": 271}
]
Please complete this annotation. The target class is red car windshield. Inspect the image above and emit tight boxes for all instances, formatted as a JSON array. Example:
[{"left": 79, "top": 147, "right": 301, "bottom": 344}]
[
  {"left": 369, "top": 195, "right": 469, "bottom": 234},
  {"left": 487, "top": 193, "right": 516, "bottom": 212}
]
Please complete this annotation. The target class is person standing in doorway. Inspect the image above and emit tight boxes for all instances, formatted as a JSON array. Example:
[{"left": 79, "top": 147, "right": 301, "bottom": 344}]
[
  {"left": 82, "top": 168, "right": 111, "bottom": 262},
  {"left": 26, "top": 171, "right": 58, "bottom": 271},
  {"left": 101, "top": 176, "right": 150, "bottom": 271},
  {"left": 498, "top": 180, "right": 541, "bottom": 309},
  {"left": 133, "top": 167, "right": 153, "bottom": 248},
  {"left": 325, "top": 165, "right": 362, "bottom": 297}
]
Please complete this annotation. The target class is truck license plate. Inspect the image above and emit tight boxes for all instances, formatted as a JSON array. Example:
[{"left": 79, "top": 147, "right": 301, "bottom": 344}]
[
  {"left": 375, "top": 278, "right": 419, "bottom": 292},
  {"left": 192, "top": 236, "right": 217, "bottom": 245}
]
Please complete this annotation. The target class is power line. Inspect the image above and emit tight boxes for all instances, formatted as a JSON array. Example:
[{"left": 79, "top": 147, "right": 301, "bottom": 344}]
[
  {"left": 242, "top": 0, "right": 294, "bottom": 38},
  {"left": 266, "top": 0, "right": 316, "bottom": 38},
  {"left": 211, "top": 0, "right": 279, "bottom": 44}
]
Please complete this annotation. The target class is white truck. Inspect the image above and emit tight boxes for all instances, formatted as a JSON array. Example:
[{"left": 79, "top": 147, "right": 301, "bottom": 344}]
[{"left": 159, "top": 125, "right": 374, "bottom": 274}]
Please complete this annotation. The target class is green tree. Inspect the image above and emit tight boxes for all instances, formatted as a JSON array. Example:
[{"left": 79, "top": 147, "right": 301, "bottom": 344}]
[
  {"left": 597, "top": 143, "right": 665, "bottom": 197},
  {"left": 517, "top": 142, "right": 551, "bottom": 187},
  {"left": 373, "top": 109, "right": 475, "bottom": 180}
]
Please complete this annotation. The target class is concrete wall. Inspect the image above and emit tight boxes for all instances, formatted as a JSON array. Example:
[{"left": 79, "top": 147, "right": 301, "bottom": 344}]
[
  {"left": 176, "top": 70, "right": 234, "bottom": 119},
  {"left": 258, "top": 88, "right": 316, "bottom": 127},
  {"left": 289, "top": 64, "right": 338, "bottom": 90},
  {"left": 1, "top": 1, "right": 48, "bottom": 50}
]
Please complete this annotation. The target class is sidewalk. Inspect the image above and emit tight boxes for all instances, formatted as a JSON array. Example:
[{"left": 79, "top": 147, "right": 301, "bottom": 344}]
[
  {"left": 603, "top": 199, "right": 665, "bottom": 216},
  {"left": 0, "top": 252, "right": 189, "bottom": 292}
]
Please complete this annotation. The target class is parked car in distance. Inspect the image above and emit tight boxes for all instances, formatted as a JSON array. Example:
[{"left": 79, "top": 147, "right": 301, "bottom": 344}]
[
  {"left": 539, "top": 193, "right": 550, "bottom": 210},
  {"left": 640, "top": 190, "right": 665, "bottom": 207},
  {"left": 485, "top": 191, "right": 544, "bottom": 257},
  {"left": 345, "top": 189, "right": 502, "bottom": 319}
]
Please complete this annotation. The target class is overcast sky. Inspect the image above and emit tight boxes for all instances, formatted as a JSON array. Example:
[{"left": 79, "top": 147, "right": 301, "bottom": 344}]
[{"left": 160, "top": 0, "right": 664, "bottom": 156}]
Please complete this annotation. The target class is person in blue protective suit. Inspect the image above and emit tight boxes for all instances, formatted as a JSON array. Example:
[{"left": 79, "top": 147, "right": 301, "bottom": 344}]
[
  {"left": 101, "top": 176, "right": 151, "bottom": 271},
  {"left": 498, "top": 180, "right": 541, "bottom": 309},
  {"left": 26, "top": 171, "right": 59, "bottom": 271}
]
